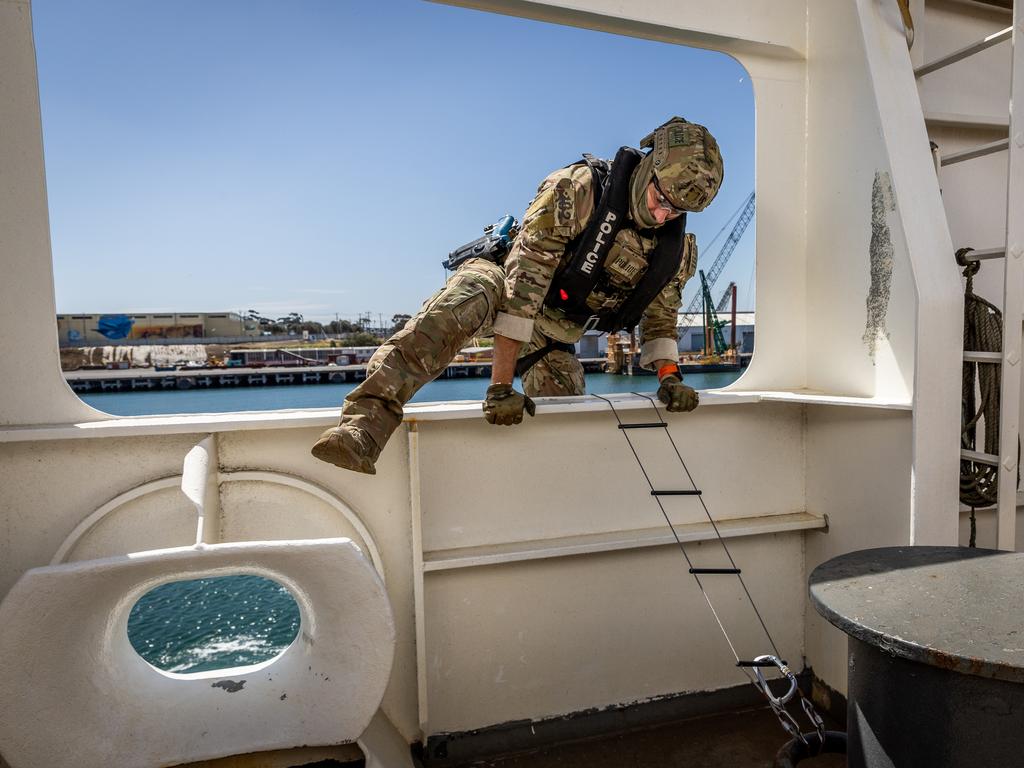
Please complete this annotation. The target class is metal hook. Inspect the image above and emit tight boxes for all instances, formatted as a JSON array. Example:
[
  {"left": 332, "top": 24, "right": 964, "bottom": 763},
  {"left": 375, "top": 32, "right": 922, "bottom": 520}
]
[{"left": 752, "top": 654, "right": 798, "bottom": 705}]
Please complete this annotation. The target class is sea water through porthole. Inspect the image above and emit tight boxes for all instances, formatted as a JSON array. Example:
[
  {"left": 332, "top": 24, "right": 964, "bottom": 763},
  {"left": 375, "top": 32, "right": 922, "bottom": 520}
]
[{"left": 128, "top": 575, "right": 301, "bottom": 674}]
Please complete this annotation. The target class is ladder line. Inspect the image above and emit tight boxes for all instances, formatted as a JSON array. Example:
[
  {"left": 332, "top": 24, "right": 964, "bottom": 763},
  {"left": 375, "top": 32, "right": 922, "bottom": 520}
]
[
  {"left": 632, "top": 392, "right": 784, "bottom": 658},
  {"left": 591, "top": 395, "right": 749, "bottom": 669},
  {"left": 592, "top": 395, "right": 829, "bottom": 728}
]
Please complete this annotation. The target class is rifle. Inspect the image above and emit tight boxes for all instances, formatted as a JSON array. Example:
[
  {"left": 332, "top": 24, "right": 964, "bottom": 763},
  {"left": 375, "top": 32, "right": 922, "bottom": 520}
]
[{"left": 442, "top": 214, "right": 519, "bottom": 271}]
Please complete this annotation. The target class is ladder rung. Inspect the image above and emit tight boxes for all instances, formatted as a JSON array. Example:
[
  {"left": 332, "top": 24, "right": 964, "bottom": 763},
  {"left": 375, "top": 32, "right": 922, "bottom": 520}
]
[
  {"left": 737, "top": 659, "right": 788, "bottom": 668},
  {"left": 941, "top": 139, "right": 1009, "bottom": 166},
  {"left": 618, "top": 423, "right": 668, "bottom": 430},
  {"left": 958, "top": 247, "right": 1006, "bottom": 262},
  {"left": 961, "top": 448, "right": 1000, "bottom": 467},
  {"left": 964, "top": 351, "right": 1003, "bottom": 362},
  {"left": 915, "top": 26, "right": 1012, "bottom": 78},
  {"left": 651, "top": 490, "right": 702, "bottom": 496},
  {"left": 689, "top": 567, "right": 741, "bottom": 575}
]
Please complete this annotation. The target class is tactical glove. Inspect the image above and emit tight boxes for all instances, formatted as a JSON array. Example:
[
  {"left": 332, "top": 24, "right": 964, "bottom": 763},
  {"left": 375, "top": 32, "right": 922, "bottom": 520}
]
[
  {"left": 657, "top": 374, "right": 699, "bottom": 413},
  {"left": 483, "top": 383, "right": 536, "bottom": 426}
]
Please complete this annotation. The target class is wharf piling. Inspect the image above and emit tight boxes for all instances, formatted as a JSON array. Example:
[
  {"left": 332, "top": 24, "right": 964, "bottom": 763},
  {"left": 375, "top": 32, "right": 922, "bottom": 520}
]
[{"left": 65, "top": 360, "right": 609, "bottom": 394}]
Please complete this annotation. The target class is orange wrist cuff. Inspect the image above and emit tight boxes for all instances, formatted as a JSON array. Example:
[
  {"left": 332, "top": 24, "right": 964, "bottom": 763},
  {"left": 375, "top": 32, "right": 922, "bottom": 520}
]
[{"left": 657, "top": 363, "right": 679, "bottom": 381}]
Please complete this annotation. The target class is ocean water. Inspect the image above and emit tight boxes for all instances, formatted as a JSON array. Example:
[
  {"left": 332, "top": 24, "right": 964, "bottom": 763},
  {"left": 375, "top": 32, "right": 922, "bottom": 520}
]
[
  {"left": 80, "top": 370, "right": 743, "bottom": 416},
  {"left": 127, "top": 575, "right": 300, "bottom": 673},
  {"left": 108, "top": 369, "right": 742, "bottom": 672}
]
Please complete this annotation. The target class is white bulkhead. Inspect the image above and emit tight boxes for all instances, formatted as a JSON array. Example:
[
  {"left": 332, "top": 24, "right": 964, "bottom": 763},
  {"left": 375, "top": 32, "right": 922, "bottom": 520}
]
[{"left": 0, "top": 0, "right": 1017, "bottom": 763}]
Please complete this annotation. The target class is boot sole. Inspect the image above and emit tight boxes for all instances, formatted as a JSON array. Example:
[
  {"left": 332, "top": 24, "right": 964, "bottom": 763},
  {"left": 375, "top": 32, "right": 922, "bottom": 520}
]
[{"left": 310, "top": 431, "right": 377, "bottom": 475}]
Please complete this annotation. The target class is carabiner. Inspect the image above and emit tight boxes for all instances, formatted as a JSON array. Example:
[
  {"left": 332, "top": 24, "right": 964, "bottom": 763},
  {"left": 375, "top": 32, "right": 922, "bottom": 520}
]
[{"left": 752, "top": 654, "right": 798, "bottom": 705}]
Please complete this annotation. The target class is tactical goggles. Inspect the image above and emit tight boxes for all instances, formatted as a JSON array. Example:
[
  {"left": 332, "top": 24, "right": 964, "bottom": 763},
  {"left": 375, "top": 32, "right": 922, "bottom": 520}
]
[{"left": 651, "top": 176, "right": 688, "bottom": 216}]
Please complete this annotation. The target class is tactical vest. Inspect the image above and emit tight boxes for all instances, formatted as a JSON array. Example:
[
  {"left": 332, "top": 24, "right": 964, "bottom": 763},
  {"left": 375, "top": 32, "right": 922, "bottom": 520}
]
[{"left": 543, "top": 146, "right": 687, "bottom": 334}]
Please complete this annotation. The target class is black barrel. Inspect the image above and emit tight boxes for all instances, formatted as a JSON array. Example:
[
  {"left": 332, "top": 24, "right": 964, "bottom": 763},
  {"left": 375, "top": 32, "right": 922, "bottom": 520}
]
[{"left": 810, "top": 546, "right": 1024, "bottom": 767}]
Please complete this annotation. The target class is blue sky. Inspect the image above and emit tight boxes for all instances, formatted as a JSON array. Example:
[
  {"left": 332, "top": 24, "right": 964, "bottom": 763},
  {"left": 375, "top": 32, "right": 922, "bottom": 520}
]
[{"left": 33, "top": 0, "right": 755, "bottom": 324}]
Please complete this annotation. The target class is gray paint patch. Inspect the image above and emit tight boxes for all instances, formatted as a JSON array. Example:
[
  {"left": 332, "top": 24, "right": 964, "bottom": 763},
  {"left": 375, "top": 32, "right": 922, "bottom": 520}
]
[
  {"left": 211, "top": 679, "right": 246, "bottom": 693},
  {"left": 862, "top": 171, "right": 896, "bottom": 362}
]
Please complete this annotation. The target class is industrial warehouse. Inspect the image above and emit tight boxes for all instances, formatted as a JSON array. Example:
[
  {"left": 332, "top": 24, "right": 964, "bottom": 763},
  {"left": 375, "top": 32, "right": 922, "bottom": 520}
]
[{"left": 56, "top": 311, "right": 260, "bottom": 345}]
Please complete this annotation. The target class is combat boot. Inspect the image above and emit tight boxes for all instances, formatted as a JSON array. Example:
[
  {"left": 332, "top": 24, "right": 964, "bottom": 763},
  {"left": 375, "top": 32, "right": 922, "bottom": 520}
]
[{"left": 310, "top": 424, "right": 382, "bottom": 475}]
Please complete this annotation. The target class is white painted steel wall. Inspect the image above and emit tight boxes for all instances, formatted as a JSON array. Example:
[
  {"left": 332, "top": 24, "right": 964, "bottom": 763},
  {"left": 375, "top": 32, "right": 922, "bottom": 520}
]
[
  {"left": 0, "top": 539, "right": 395, "bottom": 768},
  {"left": 804, "top": 0, "right": 920, "bottom": 402},
  {"left": 916, "top": 0, "right": 1024, "bottom": 547},
  {"left": 803, "top": 406, "right": 914, "bottom": 696},
  {"left": 414, "top": 401, "right": 806, "bottom": 731},
  {"left": 0, "top": 0, "right": 976, "bottom": 758},
  {"left": 424, "top": 535, "right": 806, "bottom": 733},
  {"left": 919, "top": 0, "right": 1013, "bottom": 124},
  {"left": 0, "top": 399, "right": 824, "bottom": 742}
]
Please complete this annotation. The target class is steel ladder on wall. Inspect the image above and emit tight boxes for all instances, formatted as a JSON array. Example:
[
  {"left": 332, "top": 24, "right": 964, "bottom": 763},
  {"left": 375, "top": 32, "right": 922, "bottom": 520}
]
[{"left": 913, "top": 1, "right": 1024, "bottom": 550}]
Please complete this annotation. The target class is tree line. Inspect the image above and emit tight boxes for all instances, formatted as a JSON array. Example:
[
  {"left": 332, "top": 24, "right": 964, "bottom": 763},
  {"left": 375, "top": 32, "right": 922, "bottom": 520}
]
[{"left": 244, "top": 311, "right": 413, "bottom": 345}]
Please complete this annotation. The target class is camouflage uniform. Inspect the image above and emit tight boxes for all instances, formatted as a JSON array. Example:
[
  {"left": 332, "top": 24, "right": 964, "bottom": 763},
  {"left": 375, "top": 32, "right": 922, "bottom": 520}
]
[
  {"left": 494, "top": 163, "right": 698, "bottom": 365},
  {"left": 334, "top": 163, "right": 698, "bottom": 455},
  {"left": 313, "top": 116, "right": 722, "bottom": 472}
]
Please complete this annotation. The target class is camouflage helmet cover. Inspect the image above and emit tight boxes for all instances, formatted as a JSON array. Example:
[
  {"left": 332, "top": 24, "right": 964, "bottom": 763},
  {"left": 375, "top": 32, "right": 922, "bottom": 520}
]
[{"left": 640, "top": 116, "right": 724, "bottom": 212}]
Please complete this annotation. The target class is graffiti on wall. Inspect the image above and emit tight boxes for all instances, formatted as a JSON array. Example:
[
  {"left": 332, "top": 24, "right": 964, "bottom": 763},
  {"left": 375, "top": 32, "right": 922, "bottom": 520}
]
[
  {"left": 95, "top": 314, "right": 135, "bottom": 340},
  {"left": 130, "top": 324, "right": 204, "bottom": 339}
]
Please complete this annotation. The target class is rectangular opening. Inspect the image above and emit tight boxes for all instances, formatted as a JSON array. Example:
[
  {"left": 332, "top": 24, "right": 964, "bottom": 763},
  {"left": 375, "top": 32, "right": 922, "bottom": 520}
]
[{"left": 34, "top": 2, "right": 754, "bottom": 417}]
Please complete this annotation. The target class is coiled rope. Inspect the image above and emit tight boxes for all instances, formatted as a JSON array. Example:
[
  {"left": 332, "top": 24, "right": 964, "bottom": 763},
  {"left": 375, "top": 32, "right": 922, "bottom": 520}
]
[{"left": 957, "top": 248, "right": 1014, "bottom": 546}]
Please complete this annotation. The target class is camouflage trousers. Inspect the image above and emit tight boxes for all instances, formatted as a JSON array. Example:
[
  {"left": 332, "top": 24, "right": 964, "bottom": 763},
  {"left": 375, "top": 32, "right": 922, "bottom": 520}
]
[{"left": 338, "top": 258, "right": 585, "bottom": 452}]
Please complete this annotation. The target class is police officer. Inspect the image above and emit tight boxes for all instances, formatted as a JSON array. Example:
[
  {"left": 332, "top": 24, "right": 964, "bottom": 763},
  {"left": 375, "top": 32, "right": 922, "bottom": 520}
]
[{"left": 312, "top": 116, "right": 724, "bottom": 474}]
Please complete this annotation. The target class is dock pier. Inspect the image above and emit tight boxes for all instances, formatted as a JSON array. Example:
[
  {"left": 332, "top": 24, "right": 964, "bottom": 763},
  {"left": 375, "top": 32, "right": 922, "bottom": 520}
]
[{"left": 66, "top": 359, "right": 610, "bottom": 394}]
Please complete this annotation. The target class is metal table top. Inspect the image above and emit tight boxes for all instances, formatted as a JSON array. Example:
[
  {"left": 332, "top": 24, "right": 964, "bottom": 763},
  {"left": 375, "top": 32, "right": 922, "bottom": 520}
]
[{"left": 809, "top": 546, "right": 1024, "bottom": 683}]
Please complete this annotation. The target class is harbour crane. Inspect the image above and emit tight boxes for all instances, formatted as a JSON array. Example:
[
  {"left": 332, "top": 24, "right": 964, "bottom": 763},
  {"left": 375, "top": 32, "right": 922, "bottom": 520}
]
[
  {"left": 680, "top": 191, "right": 755, "bottom": 329},
  {"left": 699, "top": 270, "right": 729, "bottom": 356},
  {"left": 715, "top": 282, "right": 736, "bottom": 313}
]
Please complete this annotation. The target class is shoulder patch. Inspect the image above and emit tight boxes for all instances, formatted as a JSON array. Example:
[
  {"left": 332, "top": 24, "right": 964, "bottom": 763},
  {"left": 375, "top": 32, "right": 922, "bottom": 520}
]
[
  {"left": 667, "top": 125, "right": 689, "bottom": 148},
  {"left": 553, "top": 178, "right": 575, "bottom": 227}
]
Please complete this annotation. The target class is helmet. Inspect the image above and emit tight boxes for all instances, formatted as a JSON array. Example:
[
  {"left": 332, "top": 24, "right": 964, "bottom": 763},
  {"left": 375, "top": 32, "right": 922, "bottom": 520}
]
[{"left": 639, "top": 116, "right": 724, "bottom": 212}]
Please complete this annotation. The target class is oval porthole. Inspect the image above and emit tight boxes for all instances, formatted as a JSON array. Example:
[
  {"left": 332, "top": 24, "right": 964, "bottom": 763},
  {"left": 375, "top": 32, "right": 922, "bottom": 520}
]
[{"left": 127, "top": 574, "right": 300, "bottom": 673}]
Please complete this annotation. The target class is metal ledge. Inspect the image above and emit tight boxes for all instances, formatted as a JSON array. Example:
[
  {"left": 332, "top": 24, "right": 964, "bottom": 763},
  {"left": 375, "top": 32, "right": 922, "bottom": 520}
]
[
  {"left": 0, "top": 390, "right": 912, "bottom": 444},
  {"left": 422, "top": 511, "right": 827, "bottom": 572}
]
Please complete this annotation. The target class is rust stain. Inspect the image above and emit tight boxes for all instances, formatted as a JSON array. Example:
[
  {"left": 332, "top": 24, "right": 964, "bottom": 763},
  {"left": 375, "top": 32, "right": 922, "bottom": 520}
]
[
  {"left": 925, "top": 649, "right": 988, "bottom": 677},
  {"left": 211, "top": 679, "right": 246, "bottom": 693},
  {"left": 862, "top": 171, "right": 896, "bottom": 362}
]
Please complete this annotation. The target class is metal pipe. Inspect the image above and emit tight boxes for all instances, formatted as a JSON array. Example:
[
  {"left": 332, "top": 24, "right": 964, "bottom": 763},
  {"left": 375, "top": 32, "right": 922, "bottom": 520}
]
[
  {"left": 958, "top": 246, "right": 1006, "bottom": 261},
  {"left": 961, "top": 447, "right": 1000, "bottom": 466},
  {"left": 963, "top": 350, "right": 1004, "bottom": 362},
  {"left": 730, "top": 283, "right": 737, "bottom": 351},
  {"left": 995, "top": 1, "right": 1024, "bottom": 550},
  {"left": 915, "top": 26, "right": 1012, "bottom": 77},
  {"left": 940, "top": 138, "right": 1010, "bottom": 166},
  {"left": 407, "top": 422, "right": 429, "bottom": 732}
]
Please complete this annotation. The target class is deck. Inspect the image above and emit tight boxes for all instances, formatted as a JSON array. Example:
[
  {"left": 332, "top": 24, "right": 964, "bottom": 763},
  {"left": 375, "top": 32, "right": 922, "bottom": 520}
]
[
  {"left": 463, "top": 706, "right": 845, "bottom": 768},
  {"left": 301, "top": 705, "right": 846, "bottom": 767}
]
